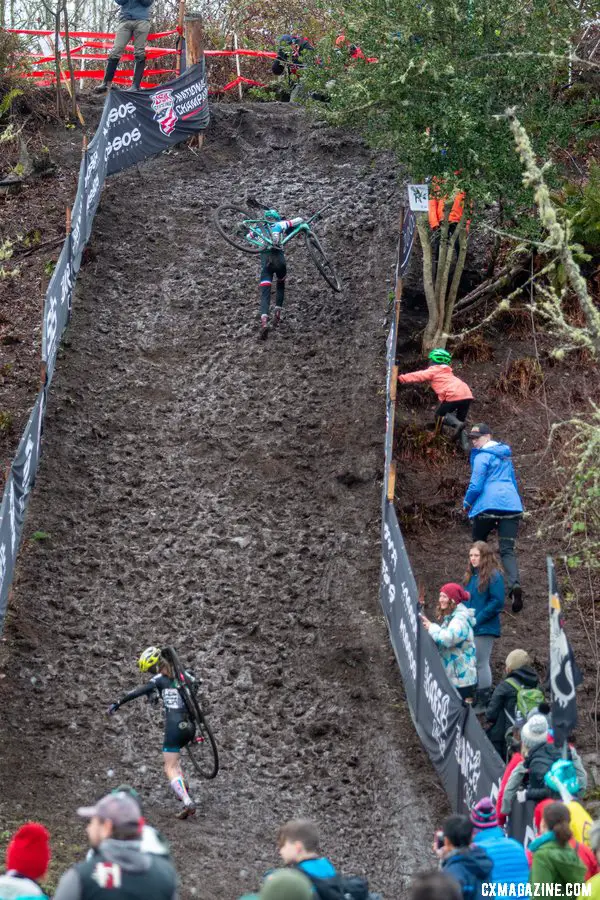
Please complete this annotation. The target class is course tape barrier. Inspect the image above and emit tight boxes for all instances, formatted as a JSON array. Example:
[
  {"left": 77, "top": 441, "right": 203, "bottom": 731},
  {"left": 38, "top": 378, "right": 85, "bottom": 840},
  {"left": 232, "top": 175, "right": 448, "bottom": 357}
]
[
  {"left": 0, "top": 62, "right": 210, "bottom": 632},
  {"left": 381, "top": 208, "right": 532, "bottom": 839}
]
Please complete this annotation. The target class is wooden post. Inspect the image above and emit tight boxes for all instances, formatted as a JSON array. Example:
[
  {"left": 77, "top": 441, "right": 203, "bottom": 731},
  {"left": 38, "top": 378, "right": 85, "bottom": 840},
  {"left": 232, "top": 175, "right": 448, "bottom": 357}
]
[
  {"left": 184, "top": 13, "right": 204, "bottom": 149},
  {"left": 175, "top": 0, "right": 186, "bottom": 75},
  {"left": 184, "top": 13, "right": 204, "bottom": 65},
  {"left": 233, "top": 32, "right": 243, "bottom": 101},
  {"left": 66, "top": 205, "right": 72, "bottom": 235},
  {"left": 385, "top": 207, "right": 406, "bottom": 505}
]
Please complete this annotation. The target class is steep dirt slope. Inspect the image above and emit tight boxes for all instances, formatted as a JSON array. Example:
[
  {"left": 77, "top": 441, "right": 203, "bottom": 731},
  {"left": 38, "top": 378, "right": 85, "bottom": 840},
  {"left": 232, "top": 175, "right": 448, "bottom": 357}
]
[{"left": 0, "top": 104, "right": 442, "bottom": 899}]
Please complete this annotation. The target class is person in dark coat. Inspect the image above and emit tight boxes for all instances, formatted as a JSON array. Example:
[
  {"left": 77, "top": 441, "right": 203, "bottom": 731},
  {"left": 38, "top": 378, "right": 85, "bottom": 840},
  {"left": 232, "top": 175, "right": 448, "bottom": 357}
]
[
  {"left": 485, "top": 649, "right": 540, "bottom": 760},
  {"left": 439, "top": 815, "right": 493, "bottom": 900}
]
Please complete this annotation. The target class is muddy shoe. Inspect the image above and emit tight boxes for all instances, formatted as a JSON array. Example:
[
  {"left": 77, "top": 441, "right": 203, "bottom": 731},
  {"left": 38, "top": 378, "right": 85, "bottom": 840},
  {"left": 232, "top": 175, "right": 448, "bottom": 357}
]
[
  {"left": 273, "top": 306, "right": 282, "bottom": 326},
  {"left": 259, "top": 315, "right": 269, "bottom": 340},
  {"left": 94, "top": 83, "right": 109, "bottom": 94},
  {"left": 510, "top": 585, "right": 523, "bottom": 614},
  {"left": 176, "top": 803, "right": 196, "bottom": 820}
]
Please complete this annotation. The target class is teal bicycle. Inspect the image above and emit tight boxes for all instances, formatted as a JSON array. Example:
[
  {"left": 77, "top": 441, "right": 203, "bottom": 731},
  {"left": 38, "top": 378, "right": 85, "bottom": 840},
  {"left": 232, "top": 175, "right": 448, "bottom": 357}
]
[{"left": 213, "top": 201, "right": 343, "bottom": 293}]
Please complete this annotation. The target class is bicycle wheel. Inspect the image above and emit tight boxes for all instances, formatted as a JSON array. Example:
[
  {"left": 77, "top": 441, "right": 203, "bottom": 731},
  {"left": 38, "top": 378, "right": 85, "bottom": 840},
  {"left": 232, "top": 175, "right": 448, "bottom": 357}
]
[
  {"left": 213, "top": 204, "right": 264, "bottom": 254},
  {"left": 163, "top": 647, "right": 219, "bottom": 779},
  {"left": 304, "top": 231, "right": 342, "bottom": 292}
]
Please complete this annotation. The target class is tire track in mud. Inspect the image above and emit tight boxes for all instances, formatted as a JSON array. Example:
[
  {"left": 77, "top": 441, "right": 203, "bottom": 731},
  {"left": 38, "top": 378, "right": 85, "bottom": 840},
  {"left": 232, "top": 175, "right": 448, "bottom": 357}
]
[{"left": 0, "top": 103, "right": 442, "bottom": 898}]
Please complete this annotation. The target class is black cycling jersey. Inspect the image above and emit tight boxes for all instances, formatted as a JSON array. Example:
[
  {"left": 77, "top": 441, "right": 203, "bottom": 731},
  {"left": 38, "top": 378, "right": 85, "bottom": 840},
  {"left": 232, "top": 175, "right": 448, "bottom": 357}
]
[{"left": 116, "top": 674, "right": 196, "bottom": 752}]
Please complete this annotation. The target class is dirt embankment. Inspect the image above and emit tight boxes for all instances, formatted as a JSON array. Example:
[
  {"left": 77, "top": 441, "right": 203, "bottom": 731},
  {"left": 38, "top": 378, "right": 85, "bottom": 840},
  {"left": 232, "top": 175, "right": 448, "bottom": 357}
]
[{"left": 0, "top": 103, "right": 444, "bottom": 899}]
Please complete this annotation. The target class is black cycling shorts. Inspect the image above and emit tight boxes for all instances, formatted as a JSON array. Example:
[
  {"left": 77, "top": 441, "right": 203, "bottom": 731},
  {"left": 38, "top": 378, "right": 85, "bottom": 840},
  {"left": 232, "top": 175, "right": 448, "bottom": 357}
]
[{"left": 163, "top": 716, "right": 195, "bottom": 753}]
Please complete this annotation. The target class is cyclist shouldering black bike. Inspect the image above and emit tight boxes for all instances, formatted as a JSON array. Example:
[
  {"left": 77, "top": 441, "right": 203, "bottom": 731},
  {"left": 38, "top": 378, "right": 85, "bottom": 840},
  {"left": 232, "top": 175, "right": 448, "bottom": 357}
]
[{"left": 107, "top": 646, "right": 218, "bottom": 819}]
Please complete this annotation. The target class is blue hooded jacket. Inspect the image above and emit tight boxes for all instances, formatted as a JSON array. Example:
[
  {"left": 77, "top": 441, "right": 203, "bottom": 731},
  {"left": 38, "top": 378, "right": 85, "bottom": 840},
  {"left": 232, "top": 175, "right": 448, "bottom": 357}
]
[
  {"left": 463, "top": 442, "right": 523, "bottom": 518},
  {"left": 472, "top": 826, "right": 529, "bottom": 887},
  {"left": 442, "top": 846, "right": 494, "bottom": 900},
  {"left": 464, "top": 568, "right": 505, "bottom": 637},
  {"left": 114, "top": 0, "right": 153, "bottom": 22}
]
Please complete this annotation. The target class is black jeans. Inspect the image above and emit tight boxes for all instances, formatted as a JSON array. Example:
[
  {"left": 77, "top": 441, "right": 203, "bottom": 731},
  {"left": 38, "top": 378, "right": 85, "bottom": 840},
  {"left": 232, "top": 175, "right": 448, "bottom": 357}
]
[
  {"left": 435, "top": 399, "right": 471, "bottom": 423},
  {"left": 472, "top": 512, "right": 522, "bottom": 591},
  {"left": 260, "top": 250, "right": 286, "bottom": 316}
]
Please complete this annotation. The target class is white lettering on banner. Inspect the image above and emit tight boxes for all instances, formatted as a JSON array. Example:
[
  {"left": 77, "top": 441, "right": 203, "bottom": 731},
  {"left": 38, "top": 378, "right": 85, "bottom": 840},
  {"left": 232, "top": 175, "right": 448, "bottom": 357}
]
[
  {"left": 454, "top": 729, "right": 481, "bottom": 810},
  {"left": 381, "top": 557, "right": 394, "bottom": 602},
  {"left": 401, "top": 580, "right": 417, "bottom": 636},
  {"left": 0, "top": 543, "right": 6, "bottom": 595},
  {"left": 84, "top": 149, "right": 99, "bottom": 188},
  {"left": 383, "top": 523, "right": 398, "bottom": 572},
  {"left": 424, "top": 659, "right": 450, "bottom": 756},
  {"left": 18, "top": 435, "right": 35, "bottom": 516},
  {"left": 107, "top": 101, "right": 136, "bottom": 126},
  {"left": 104, "top": 128, "right": 142, "bottom": 161},
  {"left": 86, "top": 174, "right": 101, "bottom": 214},
  {"left": 174, "top": 94, "right": 208, "bottom": 117},
  {"left": 8, "top": 479, "right": 17, "bottom": 554},
  {"left": 399, "top": 618, "right": 417, "bottom": 680},
  {"left": 45, "top": 286, "right": 58, "bottom": 365}
]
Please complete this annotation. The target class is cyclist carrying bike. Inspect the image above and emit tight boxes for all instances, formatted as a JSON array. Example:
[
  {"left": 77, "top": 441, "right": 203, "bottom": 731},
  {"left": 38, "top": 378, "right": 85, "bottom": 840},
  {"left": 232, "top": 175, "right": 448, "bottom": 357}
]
[
  {"left": 107, "top": 647, "right": 198, "bottom": 820},
  {"left": 257, "top": 209, "right": 303, "bottom": 340}
]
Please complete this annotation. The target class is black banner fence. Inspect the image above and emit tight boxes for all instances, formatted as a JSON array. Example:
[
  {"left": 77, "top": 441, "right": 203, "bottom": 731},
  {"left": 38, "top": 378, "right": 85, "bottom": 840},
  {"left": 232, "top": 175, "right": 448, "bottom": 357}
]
[
  {"left": 380, "top": 205, "right": 524, "bottom": 833},
  {"left": 0, "top": 63, "right": 210, "bottom": 631}
]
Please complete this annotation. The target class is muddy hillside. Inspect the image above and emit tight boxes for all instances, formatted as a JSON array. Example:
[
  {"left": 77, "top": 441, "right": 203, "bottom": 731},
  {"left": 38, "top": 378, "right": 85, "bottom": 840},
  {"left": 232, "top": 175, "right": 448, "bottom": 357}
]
[{"left": 0, "top": 103, "right": 443, "bottom": 899}]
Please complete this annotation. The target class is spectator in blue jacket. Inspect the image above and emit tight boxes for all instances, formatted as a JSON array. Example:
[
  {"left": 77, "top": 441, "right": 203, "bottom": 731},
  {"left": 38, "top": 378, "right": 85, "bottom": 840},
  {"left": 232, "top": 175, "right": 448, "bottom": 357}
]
[
  {"left": 463, "top": 424, "right": 524, "bottom": 615},
  {"left": 470, "top": 797, "right": 529, "bottom": 889},
  {"left": 462, "top": 541, "right": 505, "bottom": 714},
  {"left": 439, "top": 815, "right": 493, "bottom": 900},
  {"left": 276, "top": 820, "right": 337, "bottom": 880}
]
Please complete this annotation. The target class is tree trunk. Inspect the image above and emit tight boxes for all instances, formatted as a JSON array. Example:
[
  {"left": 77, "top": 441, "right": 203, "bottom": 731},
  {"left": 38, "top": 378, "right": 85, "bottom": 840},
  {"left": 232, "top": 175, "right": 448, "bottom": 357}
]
[
  {"left": 62, "top": 3, "right": 81, "bottom": 123},
  {"left": 444, "top": 221, "right": 469, "bottom": 334},
  {"left": 416, "top": 213, "right": 440, "bottom": 352},
  {"left": 54, "top": 1, "right": 64, "bottom": 118}
]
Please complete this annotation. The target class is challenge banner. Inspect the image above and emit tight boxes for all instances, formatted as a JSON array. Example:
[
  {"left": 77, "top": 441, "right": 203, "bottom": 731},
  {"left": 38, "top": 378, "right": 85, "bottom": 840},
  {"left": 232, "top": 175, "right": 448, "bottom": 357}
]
[{"left": 1, "top": 62, "right": 209, "bottom": 632}]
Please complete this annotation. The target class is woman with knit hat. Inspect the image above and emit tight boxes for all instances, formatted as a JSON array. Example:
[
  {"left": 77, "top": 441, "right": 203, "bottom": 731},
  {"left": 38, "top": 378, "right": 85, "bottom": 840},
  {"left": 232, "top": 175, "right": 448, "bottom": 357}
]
[
  {"left": 0, "top": 822, "right": 51, "bottom": 900},
  {"left": 420, "top": 583, "right": 477, "bottom": 700},
  {"left": 485, "top": 649, "right": 542, "bottom": 760},
  {"left": 529, "top": 802, "right": 586, "bottom": 889}
]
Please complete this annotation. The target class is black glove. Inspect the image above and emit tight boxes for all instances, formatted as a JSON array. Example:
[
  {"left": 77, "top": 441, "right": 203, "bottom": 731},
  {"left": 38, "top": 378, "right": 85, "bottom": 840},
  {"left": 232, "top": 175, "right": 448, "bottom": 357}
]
[{"left": 107, "top": 702, "right": 119, "bottom": 716}]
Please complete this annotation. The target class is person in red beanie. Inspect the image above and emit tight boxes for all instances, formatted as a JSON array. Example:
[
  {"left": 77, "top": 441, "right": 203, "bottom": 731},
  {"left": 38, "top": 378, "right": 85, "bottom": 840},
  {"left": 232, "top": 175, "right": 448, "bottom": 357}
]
[
  {"left": 0, "top": 822, "right": 51, "bottom": 900},
  {"left": 527, "top": 800, "right": 599, "bottom": 880},
  {"left": 420, "top": 583, "right": 477, "bottom": 700}
]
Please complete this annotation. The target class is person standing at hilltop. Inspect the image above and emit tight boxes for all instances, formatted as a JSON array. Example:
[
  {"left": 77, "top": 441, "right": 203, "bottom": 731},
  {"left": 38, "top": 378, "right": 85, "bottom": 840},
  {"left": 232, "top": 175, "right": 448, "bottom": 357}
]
[
  {"left": 463, "top": 424, "right": 524, "bottom": 613},
  {"left": 94, "top": 0, "right": 154, "bottom": 94}
]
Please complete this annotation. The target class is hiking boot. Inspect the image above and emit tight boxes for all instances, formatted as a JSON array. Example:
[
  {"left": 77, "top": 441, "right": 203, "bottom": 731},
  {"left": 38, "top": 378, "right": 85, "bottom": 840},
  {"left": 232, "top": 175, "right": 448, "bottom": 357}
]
[
  {"left": 259, "top": 315, "right": 269, "bottom": 340},
  {"left": 273, "top": 306, "right": 282, "bottom": 326},
  {"left": 511, "top": 585, "right": 523, "bottom": 614},
  {"left": 94, "top": 57, "right": 119, "bottom": 94},
  {"left": 127, "top": 58, "right": 145, "bottom": 91},
  {"left": 176, "top": 802, "right": 196, "bottom": 820}
]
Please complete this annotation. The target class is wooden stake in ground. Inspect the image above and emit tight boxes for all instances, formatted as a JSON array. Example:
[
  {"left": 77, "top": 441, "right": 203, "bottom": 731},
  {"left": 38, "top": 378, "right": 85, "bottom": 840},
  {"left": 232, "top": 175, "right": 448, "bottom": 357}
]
[
  {"left": 175, "top": 0, "right": 186, "bottom": 75},
  {"left": 184, "top": 13, "right": 205, "bottom": 149}
]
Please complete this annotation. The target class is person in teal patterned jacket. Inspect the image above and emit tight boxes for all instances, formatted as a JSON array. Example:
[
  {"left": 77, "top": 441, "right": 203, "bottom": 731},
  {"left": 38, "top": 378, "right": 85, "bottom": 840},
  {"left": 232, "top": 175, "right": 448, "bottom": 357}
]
[{"left": 420, "top": 583, "right": 477, "bottom": 700}]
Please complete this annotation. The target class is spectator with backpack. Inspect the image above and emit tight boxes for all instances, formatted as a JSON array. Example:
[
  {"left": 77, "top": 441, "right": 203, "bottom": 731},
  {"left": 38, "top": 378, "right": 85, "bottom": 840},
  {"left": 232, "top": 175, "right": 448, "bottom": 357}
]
[
  {"left": 529, "top": 802, "right": 586, "bottom": 889},
  {"left": 485, "top": 650, "right": 543, "bottom": 760},
  {"left": 462, "top": 542, "right": 505, "bottom": 714},
  {"left": 420, "top": 584, "right": 477, "bottom": 701},
  {"left": 501, "top": 715, "right": 587, "bottom": 815},
  {"left": 275, "top": 820, "right": 374, "bottom": 899},
  {"left": 398, "top": 349, "right": 473, "bottom": 452},
  {"left": 529, "top": 800, "right": 599, "bottom": 880},
  {"left": 469, "top": 798, "right": 529, "bottom": 888},
  {"left": 436, "top": 814, "right": 493, "bottom": 900},
  {"left": 0, "top": 823, "right": 51, "bottom": 900}
]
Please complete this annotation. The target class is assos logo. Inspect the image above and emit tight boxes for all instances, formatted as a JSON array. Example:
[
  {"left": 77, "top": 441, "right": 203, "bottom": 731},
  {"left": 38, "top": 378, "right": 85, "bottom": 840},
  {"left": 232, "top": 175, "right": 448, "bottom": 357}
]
[{"left": 104, "top": 128, "right": 142, "bottom": 161}]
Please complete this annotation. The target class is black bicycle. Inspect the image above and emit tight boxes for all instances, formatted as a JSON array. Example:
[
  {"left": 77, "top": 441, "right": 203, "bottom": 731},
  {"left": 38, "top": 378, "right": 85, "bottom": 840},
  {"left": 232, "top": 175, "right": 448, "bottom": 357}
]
[
  {"left": 212, "top": 201, "right": 342, "bottom": 293},
  {"left": 162, "top": 646, "right": 219, "bottom": 780}
]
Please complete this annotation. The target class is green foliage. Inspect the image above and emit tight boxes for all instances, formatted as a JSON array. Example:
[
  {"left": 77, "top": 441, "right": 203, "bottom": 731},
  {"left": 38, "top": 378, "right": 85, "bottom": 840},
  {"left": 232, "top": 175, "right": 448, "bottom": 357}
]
[
  {"left": 548, "top": 404, "right": 600, "bottom": 572},
  {"left": 0, "top": 412, "right": 14, "bottom": 433},
  {"left": 554, "top": 164, "right": 600, "bottom": 254},
  {"left": 30, "top": 531, "right": 51, "bottom": 542},
  {"left": 305, "top": 0, "right": 596, "bottom": 217}
]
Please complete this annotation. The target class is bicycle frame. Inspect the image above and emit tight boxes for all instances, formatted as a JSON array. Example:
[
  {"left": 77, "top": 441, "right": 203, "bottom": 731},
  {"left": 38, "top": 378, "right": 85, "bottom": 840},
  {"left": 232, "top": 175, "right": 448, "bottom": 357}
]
[{"left": 241, "top": 201, "right": 333, "bottom": 252}]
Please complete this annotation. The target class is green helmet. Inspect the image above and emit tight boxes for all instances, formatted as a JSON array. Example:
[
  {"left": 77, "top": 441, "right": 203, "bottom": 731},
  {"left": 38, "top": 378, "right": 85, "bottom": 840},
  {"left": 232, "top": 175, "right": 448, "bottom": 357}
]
[
  {"left": 264, "top": 209, "right": 282, "bottom": 222},
  {"left": 428, "top": 348, "right": 452, "bottom": 365}
]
